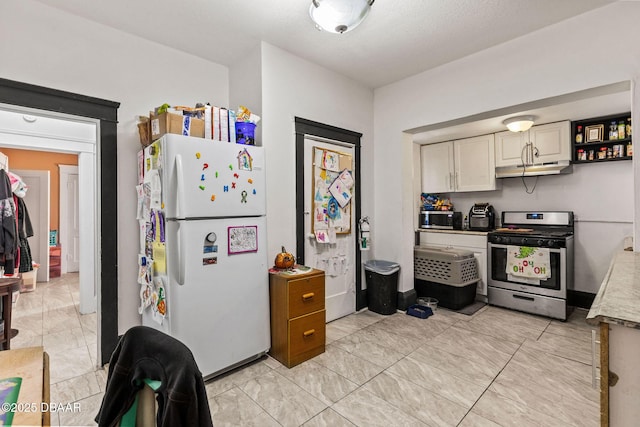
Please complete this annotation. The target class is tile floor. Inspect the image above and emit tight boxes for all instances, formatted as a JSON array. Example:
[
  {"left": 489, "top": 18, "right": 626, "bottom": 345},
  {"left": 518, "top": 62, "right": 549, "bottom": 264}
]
[{"left": 11, "top": 273, "right": 599, "bottom": 426}]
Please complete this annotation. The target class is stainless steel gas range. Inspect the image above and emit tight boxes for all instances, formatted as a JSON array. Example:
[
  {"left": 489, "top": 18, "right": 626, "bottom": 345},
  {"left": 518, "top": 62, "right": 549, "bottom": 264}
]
[{"left": 487, "top": 211, "right": 574, "bottom": 320}]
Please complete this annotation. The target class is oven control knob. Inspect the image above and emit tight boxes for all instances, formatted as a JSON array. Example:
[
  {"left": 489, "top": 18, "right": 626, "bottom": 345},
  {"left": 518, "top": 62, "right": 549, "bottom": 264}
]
[
  {"left": 547, "top": 240, "right": 556, "bottom": 248},
  {"left": 537, "top": 239, "right": 545, "bottom": 246}
]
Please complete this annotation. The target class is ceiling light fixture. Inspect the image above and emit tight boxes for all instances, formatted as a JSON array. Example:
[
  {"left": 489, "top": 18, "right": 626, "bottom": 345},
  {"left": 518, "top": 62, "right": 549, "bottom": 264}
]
[
  {"left": 309, "top": 0, "right": 374, "bottom": 34},
  {"left": 503, "top": 115, "right": 536, "bottom": 133}
]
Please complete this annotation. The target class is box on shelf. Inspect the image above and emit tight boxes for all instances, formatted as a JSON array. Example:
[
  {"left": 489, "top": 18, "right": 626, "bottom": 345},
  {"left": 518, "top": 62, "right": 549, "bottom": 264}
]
[{"left": 150, "top": 112, "right": 205, "bottom": 140}]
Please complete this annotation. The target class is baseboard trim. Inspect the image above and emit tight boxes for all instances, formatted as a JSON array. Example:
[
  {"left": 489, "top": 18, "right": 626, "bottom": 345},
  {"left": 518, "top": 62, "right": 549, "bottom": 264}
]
[{"left": 568, "top": 290, "right": 596, "bottom": 310}]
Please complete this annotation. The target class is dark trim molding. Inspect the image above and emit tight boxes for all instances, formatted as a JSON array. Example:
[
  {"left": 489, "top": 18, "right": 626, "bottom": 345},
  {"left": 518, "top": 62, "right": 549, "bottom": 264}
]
[
  {"left": 568, "top": 289, "right": 596, "bottom": 310},
  {"left": 294, "top": 117, "right": 366, "bottom": 310},
  {"left": 0, "top": 78, "right": 118, "bottom": 123},
  {"left": 0, "top": 78, "right": 120, "bottom": 365}
]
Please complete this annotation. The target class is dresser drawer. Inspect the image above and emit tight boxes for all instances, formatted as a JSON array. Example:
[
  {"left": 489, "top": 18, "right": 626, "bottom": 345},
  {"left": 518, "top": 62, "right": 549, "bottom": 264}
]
[
  {"left": 288, "top": 310, "right": 325, "bottom": 367},
  {"left": 269, "top": 268, "right": 326, "bottom": 368},
  {"left": 288, "top": 275, "right": 325, "bottom": 318}
]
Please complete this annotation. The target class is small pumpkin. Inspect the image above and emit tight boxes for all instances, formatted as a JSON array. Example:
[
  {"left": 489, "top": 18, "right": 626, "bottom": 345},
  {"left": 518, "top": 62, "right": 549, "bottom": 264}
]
[{"left": 274, "top": 246, "right": 295, "bottom": 269}]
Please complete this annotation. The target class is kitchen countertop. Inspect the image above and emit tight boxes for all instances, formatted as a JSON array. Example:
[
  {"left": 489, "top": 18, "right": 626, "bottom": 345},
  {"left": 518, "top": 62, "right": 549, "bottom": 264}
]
[
  {"left": 587, "top": 250, "right": 640, "bottom": 329},
  {"left": 417, "top": 229, "right": 489, "bottom": 236}
]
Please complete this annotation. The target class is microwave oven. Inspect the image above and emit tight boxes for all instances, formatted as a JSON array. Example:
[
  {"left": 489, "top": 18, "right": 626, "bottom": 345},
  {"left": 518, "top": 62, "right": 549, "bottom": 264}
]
[{"left": 419, "top": 211, "right": 463, "bottom": 230}]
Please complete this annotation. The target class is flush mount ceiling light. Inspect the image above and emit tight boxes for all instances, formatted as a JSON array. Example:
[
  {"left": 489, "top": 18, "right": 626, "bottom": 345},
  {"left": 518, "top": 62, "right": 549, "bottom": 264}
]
[
  {"left": 503, "top": 115, "right": 536, "bottom": 133},
  {"left": 309, "top": 0, "right": 374, "bottom": 34}
]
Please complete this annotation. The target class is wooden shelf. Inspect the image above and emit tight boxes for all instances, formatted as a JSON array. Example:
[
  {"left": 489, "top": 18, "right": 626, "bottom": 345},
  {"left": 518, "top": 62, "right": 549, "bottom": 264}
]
[
  {"left": 49, "top": 246, "right": 61, "bottom": 278},
  {"left": 573, "top": 156, "right": 632, "bottom": 164},
  {"left": 572, "top": 112, "right": 632, "bottom": 163}
]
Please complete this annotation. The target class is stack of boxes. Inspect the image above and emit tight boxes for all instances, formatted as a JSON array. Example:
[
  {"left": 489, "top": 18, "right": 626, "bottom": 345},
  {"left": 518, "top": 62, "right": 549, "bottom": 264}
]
[{"left": 138, "top": 105, "right": 241, "bottom": 147}]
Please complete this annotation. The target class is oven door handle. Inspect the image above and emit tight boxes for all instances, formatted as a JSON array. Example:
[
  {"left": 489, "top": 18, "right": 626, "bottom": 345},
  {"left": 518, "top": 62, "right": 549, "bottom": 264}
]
[
  {"left": 488, "top": 243, "right": 562, "bottom": 254},
  {"left": 513, "top": 294, "right": 535, "bottom": 302}
]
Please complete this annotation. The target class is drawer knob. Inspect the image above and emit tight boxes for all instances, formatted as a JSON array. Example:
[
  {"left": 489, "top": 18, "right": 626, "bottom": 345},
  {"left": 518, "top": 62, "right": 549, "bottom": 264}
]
[
  {"left": 303, "top": 329, "right": 315, "bottom": 337},
  {"left": 302, "top": 292, "right": 315, "bottom": 300}
]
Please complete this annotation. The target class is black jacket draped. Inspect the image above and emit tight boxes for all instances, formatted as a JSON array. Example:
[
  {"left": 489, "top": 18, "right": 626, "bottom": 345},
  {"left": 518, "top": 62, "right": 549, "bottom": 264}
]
[{"left": 95, "top": 326, "right": 213, "bottom": 427}]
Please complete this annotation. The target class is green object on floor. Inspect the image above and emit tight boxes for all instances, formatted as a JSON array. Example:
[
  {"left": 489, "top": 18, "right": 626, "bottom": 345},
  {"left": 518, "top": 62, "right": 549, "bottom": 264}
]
[{"left": 119, "top": 378, "right": 161, "bottom": 427}]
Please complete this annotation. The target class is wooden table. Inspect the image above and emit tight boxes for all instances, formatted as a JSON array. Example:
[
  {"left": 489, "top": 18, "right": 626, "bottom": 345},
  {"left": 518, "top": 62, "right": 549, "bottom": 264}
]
[
  {"left": 0, "top": 346, "right": 50, "bottom": 426},
  {"left": 0, "top": 277, "right": 21, "bottom": 350}
]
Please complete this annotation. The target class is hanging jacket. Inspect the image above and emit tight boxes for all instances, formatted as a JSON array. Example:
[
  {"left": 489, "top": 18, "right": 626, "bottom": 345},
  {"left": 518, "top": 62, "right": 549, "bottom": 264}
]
[
  {"left": 0, "top": 170, "right": 17, "bottom": 263},
  {"left": 17, "top": 197, "right": 34, "bottom": 272},
  {"left": 16, "top": 197, "right": 33, "bottom": 240},
  {"left": 95, "top": 326, "right": 213, "bottom": 427}
]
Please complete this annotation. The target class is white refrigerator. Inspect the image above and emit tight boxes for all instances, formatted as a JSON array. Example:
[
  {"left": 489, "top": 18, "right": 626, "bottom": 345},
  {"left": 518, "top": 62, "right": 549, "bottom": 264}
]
[{"left": 141, "top": 134, "right": 270, "bottom": 379}]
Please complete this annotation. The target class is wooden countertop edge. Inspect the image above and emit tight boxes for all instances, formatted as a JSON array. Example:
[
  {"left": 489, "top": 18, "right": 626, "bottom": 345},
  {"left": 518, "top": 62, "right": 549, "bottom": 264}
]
[{"left": 587, "top": 251, "right": 640, "bottom": 329}]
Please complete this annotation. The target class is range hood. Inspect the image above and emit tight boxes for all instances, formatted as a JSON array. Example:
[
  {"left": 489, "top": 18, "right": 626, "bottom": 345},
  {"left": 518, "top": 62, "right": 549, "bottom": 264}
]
[{"left": 495, "top": 160, "right": 573, "bottom": 178}]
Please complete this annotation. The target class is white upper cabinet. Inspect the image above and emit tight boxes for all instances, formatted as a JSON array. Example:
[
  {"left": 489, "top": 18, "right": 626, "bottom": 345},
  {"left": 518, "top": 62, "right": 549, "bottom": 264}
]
[
  {"left": 454, "top": 134, "right": 496, "bottom": 192},
  {"left": 529, "top": 121, "right": 571, "bottom": 163},
  {"left": 495, "top": 121, "right": 571, "bottom": 167},
  {"left": 421, "top": 134, "right": 497, "bottom": 193},
  {"left": 495, "top": 130, "right": 526, "bottom": 167},
  {"left": 420, "top": 141, "right": 454, "bottom": 193}
]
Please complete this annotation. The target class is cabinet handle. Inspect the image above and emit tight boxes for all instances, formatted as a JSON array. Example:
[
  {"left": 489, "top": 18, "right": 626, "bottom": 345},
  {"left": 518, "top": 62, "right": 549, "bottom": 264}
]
[
  {"left": 455, "top": 172, "right": 459, "bottom": 190},
  {"left": 302, "top": 292, "right": 314, "bottom": 300},
  {"left": 303, "top": 329, "right": 315, "bottom": 337},
  {"left": 449, "top": 173, "right": 453, "bottom": 190}
]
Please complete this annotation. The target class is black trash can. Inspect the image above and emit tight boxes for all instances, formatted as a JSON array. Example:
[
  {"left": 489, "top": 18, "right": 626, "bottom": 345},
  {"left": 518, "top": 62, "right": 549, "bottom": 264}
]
[{"left": 365, "top": 260, "right": 400, "bottom": 315}]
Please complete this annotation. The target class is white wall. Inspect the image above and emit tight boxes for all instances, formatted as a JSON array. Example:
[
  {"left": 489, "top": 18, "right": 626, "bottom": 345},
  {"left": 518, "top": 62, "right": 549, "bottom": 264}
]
[
  {"left": 374, "top": 2, "right": 640, "bottom": 296},
  {"left": 230, "top": 46, "right": 263, "bottom": 145},
  {"left": 260, "top": 42, "right": 374, "bottom": 268},
  {"left": 0, "top": 0, "right": 230, "bottom": 333}
]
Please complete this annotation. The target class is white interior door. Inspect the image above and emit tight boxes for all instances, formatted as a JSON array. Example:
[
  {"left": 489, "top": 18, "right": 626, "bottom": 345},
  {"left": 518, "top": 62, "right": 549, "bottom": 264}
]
[
  {"left": 59, "top": 165, "right": 80, "bottom": 273},
  {"left": 304, "top": 138, "right": 356, "bottom": 322},
  {"left": 14, "top": 169, "right": 50, "bottom": 282}
]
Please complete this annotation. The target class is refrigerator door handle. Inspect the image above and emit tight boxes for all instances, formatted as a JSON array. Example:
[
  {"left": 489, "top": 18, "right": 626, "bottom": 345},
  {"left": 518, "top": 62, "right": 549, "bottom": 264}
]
[
  {"left": 175, "top": 154, "right": 185, "bottom": 220},
  {"left": 177, "top": 222, "right": 186, "bottom": 286}
]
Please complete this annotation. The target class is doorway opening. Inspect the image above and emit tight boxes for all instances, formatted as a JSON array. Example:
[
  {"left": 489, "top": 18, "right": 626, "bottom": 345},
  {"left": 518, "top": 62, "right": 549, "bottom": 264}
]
[
  {"left": 59, "top": 165, "right": 80, "bottom": 275},
  {"left": 11, "top": 168, "right": 51, "bottom": 283},
  {"left": 294, "top": 117, "right": 364, "bottom": 315},
  {"left": 0, "top": 78, "right": 120, "bottom": 364}
]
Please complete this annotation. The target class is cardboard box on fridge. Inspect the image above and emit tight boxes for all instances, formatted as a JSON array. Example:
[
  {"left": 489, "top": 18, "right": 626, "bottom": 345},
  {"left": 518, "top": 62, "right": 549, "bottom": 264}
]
[
  {"left": 137, "top": 119, "right": 152, "bottom": 147},
  {"left": 150, "top": 112, "right": 205, "bottom": 140}
]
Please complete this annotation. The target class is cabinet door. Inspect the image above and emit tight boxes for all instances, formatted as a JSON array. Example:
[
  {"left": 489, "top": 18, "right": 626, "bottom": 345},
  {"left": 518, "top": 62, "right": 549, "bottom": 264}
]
[
  {"left": 471, "top": 249, "right": 487, "bottom": 299},
  {"left": 420, "top": 142, "right": 454, "bottom": 193},
  {"left": 495, "top": 130, "right": 526, "bottom": 167},
  {"left": 530, "top": 121, "right": 570, "bottom": 163},
  {"left": 454, "top": 135, "right": 497, "bottom": 192}
]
